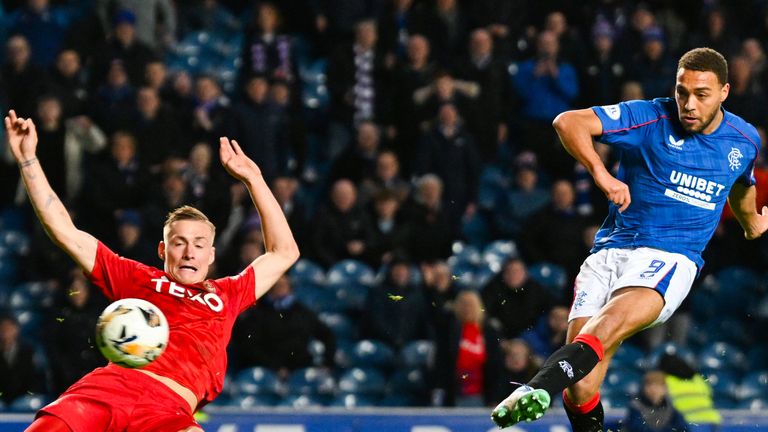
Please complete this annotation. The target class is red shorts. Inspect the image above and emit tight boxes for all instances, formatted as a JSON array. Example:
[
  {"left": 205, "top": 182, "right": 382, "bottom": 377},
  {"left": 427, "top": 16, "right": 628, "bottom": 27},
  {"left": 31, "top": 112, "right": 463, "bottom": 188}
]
[{"left": 38, "top": 366, "right": 199, "bottom": 432}]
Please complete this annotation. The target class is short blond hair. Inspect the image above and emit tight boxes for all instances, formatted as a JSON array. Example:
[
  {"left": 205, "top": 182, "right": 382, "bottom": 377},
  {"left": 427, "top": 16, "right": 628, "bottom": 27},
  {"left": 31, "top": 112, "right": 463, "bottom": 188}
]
[{"left": 163, "top": 205, "right": 215, "bottom": 240}]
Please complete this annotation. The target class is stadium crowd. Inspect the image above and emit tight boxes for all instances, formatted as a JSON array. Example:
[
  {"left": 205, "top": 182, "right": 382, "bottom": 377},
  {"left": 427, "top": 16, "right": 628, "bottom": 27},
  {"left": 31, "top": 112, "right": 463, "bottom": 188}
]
[{"left": 0, "top": 0, "right": 767, "bottom": 417}]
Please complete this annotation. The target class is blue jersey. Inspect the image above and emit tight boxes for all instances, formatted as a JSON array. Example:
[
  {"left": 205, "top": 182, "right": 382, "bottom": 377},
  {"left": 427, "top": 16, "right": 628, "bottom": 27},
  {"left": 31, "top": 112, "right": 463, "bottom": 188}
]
[{"left": 591, "top": 98, "right": 759, "bottom": 269}]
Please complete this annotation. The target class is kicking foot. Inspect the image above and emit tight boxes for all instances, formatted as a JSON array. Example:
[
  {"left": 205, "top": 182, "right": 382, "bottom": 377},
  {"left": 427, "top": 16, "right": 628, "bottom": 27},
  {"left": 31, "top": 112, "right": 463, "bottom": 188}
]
[{"left": 491, "top": 385, "right": 551, "bottom": 428}]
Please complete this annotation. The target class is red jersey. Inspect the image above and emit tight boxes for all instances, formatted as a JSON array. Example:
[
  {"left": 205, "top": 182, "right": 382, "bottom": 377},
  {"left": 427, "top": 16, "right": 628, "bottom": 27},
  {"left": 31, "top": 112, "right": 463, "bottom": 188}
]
[{"left": 87, "top": 241, "right": 256, "bottom": 407}]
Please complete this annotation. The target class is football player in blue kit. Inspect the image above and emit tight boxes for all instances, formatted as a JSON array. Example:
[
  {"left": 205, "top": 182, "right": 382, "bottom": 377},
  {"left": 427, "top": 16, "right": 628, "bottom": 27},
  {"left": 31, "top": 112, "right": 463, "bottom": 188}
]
[{"left": 492, "top": 47, "right": 768, "bottom": 431}]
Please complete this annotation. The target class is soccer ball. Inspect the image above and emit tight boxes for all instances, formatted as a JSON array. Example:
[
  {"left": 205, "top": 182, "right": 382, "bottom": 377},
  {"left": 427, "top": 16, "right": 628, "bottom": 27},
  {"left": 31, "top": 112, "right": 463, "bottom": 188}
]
[{"left": 96, "top": 298, "right": 169, "bottom": 368}]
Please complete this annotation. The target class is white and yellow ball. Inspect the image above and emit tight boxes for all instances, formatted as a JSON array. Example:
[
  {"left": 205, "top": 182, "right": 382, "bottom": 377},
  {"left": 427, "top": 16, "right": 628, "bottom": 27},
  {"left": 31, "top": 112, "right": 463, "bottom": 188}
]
[{"left": 96, "top": 298, "right": 169, "bottom": 368}]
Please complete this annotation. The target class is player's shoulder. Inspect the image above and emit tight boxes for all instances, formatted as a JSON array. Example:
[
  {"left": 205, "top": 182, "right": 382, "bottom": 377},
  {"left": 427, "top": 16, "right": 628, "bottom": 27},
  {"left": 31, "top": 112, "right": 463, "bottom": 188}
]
[
  {"left": 594, "top": 97, "right": 670, "bottom": 123},
  {"left": 722, "top": 109, "right": 760, "bottom": 151}
]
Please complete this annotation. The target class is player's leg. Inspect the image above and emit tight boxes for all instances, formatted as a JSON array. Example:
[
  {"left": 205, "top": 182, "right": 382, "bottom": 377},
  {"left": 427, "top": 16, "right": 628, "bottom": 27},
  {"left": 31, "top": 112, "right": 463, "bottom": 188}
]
[
  {"left": 25, "top": 414, "right": 73, "bottom": 432},
  {"left": 177, "top": 427, "right": 204, "bottom": 432},
  {"left": 492, "top": 287, "right": 663, "bottom": 427},
  {"left": 562, "top": 317, "right": 617, "bottom": 432}
]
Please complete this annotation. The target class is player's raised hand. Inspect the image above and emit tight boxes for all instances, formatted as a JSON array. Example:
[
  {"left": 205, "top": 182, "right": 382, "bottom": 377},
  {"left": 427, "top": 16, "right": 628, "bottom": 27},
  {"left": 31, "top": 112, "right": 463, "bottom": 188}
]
[
  {"left": 219, "top": 136, "right": 261, "bottom": 182},
  {"left": 745, "top": 205, "right": 768, "bottom": 240},
  {"left": 4, "top": 110, "right": 38, "bottom": 163},
  {"left": 594, "top": 169, "right": 631, "bottom": 212}
]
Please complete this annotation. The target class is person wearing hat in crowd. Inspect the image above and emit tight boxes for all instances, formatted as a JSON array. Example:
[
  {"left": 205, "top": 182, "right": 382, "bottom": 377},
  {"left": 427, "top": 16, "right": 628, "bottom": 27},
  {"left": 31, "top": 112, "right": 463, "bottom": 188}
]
[
  {"left": 580, "top": 19, "right": 625, "bottom": 108},
  {"left": 622, "top": 371, "right": 689, "bottom": 432},
  {"left": 93, "top": 9, "right": 155, "bottom": 87}
]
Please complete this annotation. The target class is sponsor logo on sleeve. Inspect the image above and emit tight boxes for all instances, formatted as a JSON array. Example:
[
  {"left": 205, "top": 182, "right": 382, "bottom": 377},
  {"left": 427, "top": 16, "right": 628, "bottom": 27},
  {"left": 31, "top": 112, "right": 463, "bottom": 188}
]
[{"left": 601, "top": 104, "right": 621, "bottom": 120}]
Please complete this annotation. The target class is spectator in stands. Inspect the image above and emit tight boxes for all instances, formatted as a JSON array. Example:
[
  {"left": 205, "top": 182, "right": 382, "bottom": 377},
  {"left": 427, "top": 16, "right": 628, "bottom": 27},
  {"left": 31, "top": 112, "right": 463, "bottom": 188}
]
[
  {"left": 622, "top": 371, "right": 688, "bottom": 432},
  {"left": 112, "top": 209, "right": 156, "bottom": 265},
  {"left": 543, "top": 11, "right": 585, "bottom": 68},
  {"left": 579, "top": 20, "right": 624, "bottom": 108},
  {"left": 3, "top": 35, "right": 47, "bottom": 118},
  {"left": 615, "top": 4, "right": 657, "bottom": 64},
  {"left": 364, "top": 258, "right": 430, "bottom": 349},
  {"left": 521, "top": 305, "right": 569, "bottom": 359},
  {"left": 91, "top": 60, "right": 136, "bottom": 134},
  {"left": 629, "top": 26, "right": 676, "bottom": 99},
  {"left": 521, "top": 180, "right": 591, "bottom": 283},
  {"left": 46, "top": 49, "right": 89, "bottom": 118},
  {"left": 33, "top": 95, "right": 108, "bottom": 205},
  {"left": 410, "top": 0, "right": 468, "bottom": 68},
  {"left": 271, "top": 176, "right": 308, "bottom": 249},
  {"left": 7, "top": 0, "right": 68, "bottom": 67},
  {"left": 131, "top": 86, "right": 184, "bottom": 170},
  {"left": 740, "top": 38, "right": 767, "bottom": 91},
  {"left": 492, "top": 153, "right": 550, "bottom": 240},
  {"left": 327, "top": 19, "right": 389, "bottom": 160},
  {"left": 329, "top": 120, "right": 381, "bottom": 185},
  {"left": 178, "top": 0, "right": 240, "bottom": 37},
  {"left": 232, "top": 275, "right": 336, "bottom": 377},
  {"left": 311, "top": 179, "right": 375, "bottom": 268},
  {"left": 413, "top": 71, "right": 477, "bottom": 137},
  {"left": 97, "top": 0, "right": 176, "bottom": 50},
  {"left": 659, "top": 353, "right": 721, "bottom": 431},
  {"left": 141, "top": 172, "right": 193, "bottom": 238},
  {"left": 359, "top": 150, "right": 411, "bottom": 204},
  {"left": 389, "top": 34, "right": 435, "bottom": 173},
  {"left": 510, "top": 30, "right": 578, "bottom": 176},
  {"left": 84, "top": 131, "right": 148, "bottom": 241},
  {"left": 482, "top": 257, "right": 552, "bottom": 339},
  {"left": 46, "top": 269, "right": 108, "bottom": 396},
  {"left": 494, "top": 339, "right": 540, "bottom": 402},
  {"left": 455, "top": 28, "right": 510, "bottom": 161},
  {"left": 463, "top": 0, "right": 525, "bottom": 61},
  {"left": 184, "top": 142, "right": 229, "bottom": 229},
  {"left": 0, "top": 314, "right": 43, "bottom": 404},
  {"left": 143, "top": 60, "right": 172, "bottom": 100},
  {"left": 377, "top": 0, "right": 416, "bottom": 66},
  {"left": 312, "top": 0, "right": 380, "bottom": 47},
  {"left": 191, "top": 74, "right": 231, "bottom": 143},
  {"left": 402, "top": 174, "right": 453, "bottom": 263},
  {"left": 686, "top": 9, "right": 739, "bottom": 61},
  {"left": 232, "top": 75, "right": 286, "bottom": 183},
  {"left": 368, "top": 189, "right": 408, "bottom": 267},
  {"left": 270, "top": 78, "right": 307, "bottom": 178},
  {"left": 421, "top": 259, "right": 457, "bottom": 328},
  {"left": 724, "top": 56, "right": 768, "bottom": 130},
  {"left": 414, "top": 103, "right": 481, "bottom": 234},
  {"left": 432, "top": 290, "right": 502, "bottom": 407},
  {"left": 240, "top": 2, "right": 294, "bottom": 85},
  {"left": 94, "top": 9, "right": 155, "bottom": 87}
]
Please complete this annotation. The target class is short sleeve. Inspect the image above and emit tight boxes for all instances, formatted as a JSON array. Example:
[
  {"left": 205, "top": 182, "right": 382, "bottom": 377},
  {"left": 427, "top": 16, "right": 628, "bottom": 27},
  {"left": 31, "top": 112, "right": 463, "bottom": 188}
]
[
  {"left": 214, "top": 265, "right": 257, "bottom": 314},
  {"left": 738, "top": 148, "right": 758, "bottom": 187},
  {"left": 591, "top": 100, "right": 663, "bottom": 151},
  {"left": 86, "top": 241, "right": 143, "bottom": 301}
]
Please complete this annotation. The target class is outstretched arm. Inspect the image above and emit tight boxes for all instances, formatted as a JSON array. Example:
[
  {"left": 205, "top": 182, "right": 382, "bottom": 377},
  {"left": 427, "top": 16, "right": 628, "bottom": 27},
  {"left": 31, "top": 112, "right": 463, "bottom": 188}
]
[
  {"left": 219, "top": 137, "right": 300, "bottom": 299},
  {"left": 728, "top": 183, "right": 768, "bottom": 239},
  {"left": 553, "top": 108, "right": 632, "bottom": 212},
  {"left": 5, "top": 110, "right": 97, "bottom": 272}
]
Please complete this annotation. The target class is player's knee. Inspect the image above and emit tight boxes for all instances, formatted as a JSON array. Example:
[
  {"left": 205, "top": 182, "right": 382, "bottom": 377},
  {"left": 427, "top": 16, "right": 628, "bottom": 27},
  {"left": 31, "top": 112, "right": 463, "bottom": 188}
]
[
  {"left": 581, "top": 315, "right": 624, "bottom": 349},
  {"left": 177, "top": 427, "right": 204, "bottom": 432}
]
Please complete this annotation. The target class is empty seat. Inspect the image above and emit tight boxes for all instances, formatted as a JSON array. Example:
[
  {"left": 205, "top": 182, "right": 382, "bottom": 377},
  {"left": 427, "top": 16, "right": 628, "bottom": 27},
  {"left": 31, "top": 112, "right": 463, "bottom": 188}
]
[
  {"left": 527, "top": 262, "right": 568, "bottom": 296},
  {"left": 399, "top": 340, "right": 435, "bottom": 368},
  {"left": 232, "top": 394, "right": 280, "bottom": 408},
  {"left": 286, "top": 367, "right": 335, "bottom": 396},
  {"left": 318, "top": 312, "right": 356, "bottom": 341},
  {"left": 387, "top": 368, "right": 427, "bottom": 394},
  {"left": 277, "top": 394, "right": 326, "bottom": 408},
  {"left": 698, "top": 342, "right": 746, "bottom": 372},
  {"left": 329, "top": 393, "right": 377, "bottom": 408},
  {"left": 290, "top": 259, "right": 326, "bottom": 288},
  {"left": 338, "top": 368, "right": 386, "bottom": 396},
  {"left": 9, "top": 395, "right": 48, "bottom": 412},
  {"left": 350, "top": 340, "right": 395, "bottom": 369},
  {"left": 234, "top": 367, "right": 283, "bottom": 396},
  {"left": 327, "top": 260, "right": 376, "bottom": 289}
]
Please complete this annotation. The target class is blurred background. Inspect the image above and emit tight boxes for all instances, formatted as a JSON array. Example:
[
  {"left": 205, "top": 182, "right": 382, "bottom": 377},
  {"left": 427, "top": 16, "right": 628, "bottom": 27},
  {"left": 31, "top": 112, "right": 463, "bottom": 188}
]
[{"left": 1, "top": 0, "right": 768, "bottom": 430}]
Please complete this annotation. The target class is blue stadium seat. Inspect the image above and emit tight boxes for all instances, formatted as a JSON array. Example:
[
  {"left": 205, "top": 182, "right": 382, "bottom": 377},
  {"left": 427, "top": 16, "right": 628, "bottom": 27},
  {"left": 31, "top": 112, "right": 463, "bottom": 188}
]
[
  {"left": 318, "top": 312, "right": 356, "bottom": 341},
  {"left": 747, "top": 346, "right": 768, "bottom": 370},
  {"left": 15, "top": 310, "right": 42, "bottom": 339},
  {"left": 703, "top": 317, "right": 750, "bottom": 347},
  {"left": 307, "top": 339, "right": 326, "bottom": 367},
  {"left": 327, "top": 260, "right": 376, "bottom": 289},
  {"left": 233, "top": 367, "right": 283, "bottom": 396},
  {"left": 350, "top": 340, "right": 395, "bottom": 369},
  {"left": 1, "top": 230, "right": 30, "bottom": 255},
  {"left": 482, "top": 240, "right": 518, "bottom": 267},
  {"left": 527, "top": 262, "right": 568, "bottom": 297},
  {"left": 277, "top": 394, "right": 327, "bottom": 408},
  {"left": 461, "top": 213, "right": 491, "bottom": 246},
  {"left": 293, "top": 285, "right": 340, "bottom": 313},
  {"left": 379, "top": 393, "right": 417, "bottom": 407},
  {"left": 232, "top": 394, "right": 280, "bottom": 408},
  {"left": 334, "top": 284, "right": 369, "bottom": 311},
  {"left": 611, "top": 344, "right": 646, "bottom": 372},
  {"left": 290, "top": 259, "right": 326, "bottom": 288},
  {"left": 387, "top": 368, "right": 427, "bottom": 394},
  {"left": 286, "top": 367, "right": 335, "bottom": 396},
  {"left": 0, "top": 259, "right": 18, "bottom": 282},
  {"left": 736, "top": 371, "right": 768, "bottom": 400},
  {"left": 604, "top": 368, "right": 642, "bottom": 398},
  {"left": 702, "top": 370, "right": 739, "bottom": 400},
  {"left": 450, "top": 242, "right": 482, "bottom": 266},
  {"left": 737, "top": 397, "right": 768, "bottom": 412},
  {"left": 334, "top": 341, "right": 355, "bottom": 369},
  {"left": 399, "top": 340, "right": 434, "bottom": 368},
  {"left": 713, "top": 266, "right": 763, "bottom": 316},
  {"left": 647, "top": 343, "right": 698, "bottom": 370},
  {"left": 329, "top": 393, "right": 378, "bottom": 408},
  {"left": 337, "top": 368, "right": 386, "bottom": 396},
  {"left": 9, "top": 395, "right": 48, "bottom": 412},
  {"left": 698, "top": 342, "right": 746, "bottom": 372}
]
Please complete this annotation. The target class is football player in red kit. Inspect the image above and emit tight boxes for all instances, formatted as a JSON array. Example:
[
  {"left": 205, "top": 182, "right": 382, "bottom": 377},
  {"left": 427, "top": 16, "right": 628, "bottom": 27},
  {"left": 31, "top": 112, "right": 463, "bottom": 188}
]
[{"left": 6, "top": 109, "right": 300, "bottom": 432}]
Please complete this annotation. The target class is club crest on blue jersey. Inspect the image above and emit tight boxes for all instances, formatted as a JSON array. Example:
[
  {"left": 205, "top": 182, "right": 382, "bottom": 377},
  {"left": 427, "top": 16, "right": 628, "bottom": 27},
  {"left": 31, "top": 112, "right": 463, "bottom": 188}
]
[{"left": 728, "top": 147, "right": 743, "bottom": 171}]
